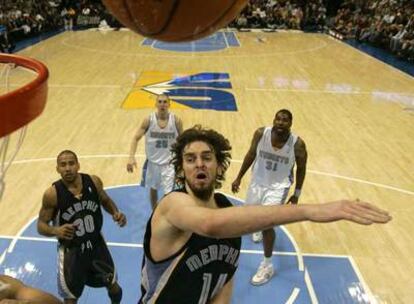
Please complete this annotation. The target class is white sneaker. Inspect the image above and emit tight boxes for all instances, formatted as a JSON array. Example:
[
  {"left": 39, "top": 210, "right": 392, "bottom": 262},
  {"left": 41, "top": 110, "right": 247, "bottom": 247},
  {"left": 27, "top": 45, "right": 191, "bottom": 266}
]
[
  {"left": 252, "top": 232, "right": 263, "bottom": 243},
  {"left": 251, "top": 261, "right": 274, "bottom": 286}
]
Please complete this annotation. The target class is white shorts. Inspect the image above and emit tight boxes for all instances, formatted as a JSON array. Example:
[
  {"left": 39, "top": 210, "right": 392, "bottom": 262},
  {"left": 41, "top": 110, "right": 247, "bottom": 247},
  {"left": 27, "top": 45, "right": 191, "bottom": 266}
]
[
  {"left": 141, "top": 160, "right": 175, "bottom": 194},
  {"left": 245, "top": 182, "right": 290, "bottom": 206}
]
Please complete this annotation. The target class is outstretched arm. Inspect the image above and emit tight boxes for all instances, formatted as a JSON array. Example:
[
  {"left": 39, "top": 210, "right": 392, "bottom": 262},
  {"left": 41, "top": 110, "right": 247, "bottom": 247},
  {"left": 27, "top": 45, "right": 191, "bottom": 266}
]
[
  {"left": 127, "top": 117, "right": 150, "bottom": 173},
  {"left": 92, "top": 175, "right": 126, "bottom": 227},
  {"left": 161, "top": 192, "right": 391, "bottom": 239},
  {"left": 287, "top": 137, "right": 307, "bottom": 204},
  {"left": 231, "top": 128, "right": 264, "bottom": 193}
]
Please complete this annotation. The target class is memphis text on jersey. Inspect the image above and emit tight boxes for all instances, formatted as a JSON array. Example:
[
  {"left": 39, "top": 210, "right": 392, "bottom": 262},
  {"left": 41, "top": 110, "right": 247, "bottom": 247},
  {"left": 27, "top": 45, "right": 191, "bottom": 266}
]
[{"left": 186, "top": 244, "right": 239, "bottom": 272}]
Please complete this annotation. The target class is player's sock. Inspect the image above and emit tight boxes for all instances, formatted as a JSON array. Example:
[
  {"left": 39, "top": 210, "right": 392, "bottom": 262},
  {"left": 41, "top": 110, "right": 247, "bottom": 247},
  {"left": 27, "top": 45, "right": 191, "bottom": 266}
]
[{"left": 108, "top": 286, "right": 122, "bottom": 304}]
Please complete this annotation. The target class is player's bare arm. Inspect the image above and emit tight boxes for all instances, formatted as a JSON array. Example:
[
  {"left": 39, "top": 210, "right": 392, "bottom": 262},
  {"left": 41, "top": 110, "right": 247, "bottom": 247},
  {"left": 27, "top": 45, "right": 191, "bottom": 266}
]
[
  {"left": 37, "top": 187, "right": 74, "bottom": 240},
  {"left": 288, "top": 137, "right": 308, "bottom": 204},
  {"left": 158, "top": 192, "right": 390, "bottom": 241},
  {"left": 231, "top": 127, "right": 264, "bottom": 193},
  {"left": 126, "top": 116, "right": 150, "bottom": 173},
  {"left": 91, "top": 175, "right": 126, "bottom": 227},
  {"left": 0, "top": 275, "right": 62, "bottom": 304},
  {"left": 175, "top": 116, "right": 184, "bottom": 135}
]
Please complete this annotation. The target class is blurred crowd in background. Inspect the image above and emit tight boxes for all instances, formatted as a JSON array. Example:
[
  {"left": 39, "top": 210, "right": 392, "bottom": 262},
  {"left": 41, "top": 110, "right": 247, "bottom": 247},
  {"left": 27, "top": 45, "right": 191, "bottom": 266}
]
[{"left": 1, "top": 0, "right": 413, "bottom": 62}]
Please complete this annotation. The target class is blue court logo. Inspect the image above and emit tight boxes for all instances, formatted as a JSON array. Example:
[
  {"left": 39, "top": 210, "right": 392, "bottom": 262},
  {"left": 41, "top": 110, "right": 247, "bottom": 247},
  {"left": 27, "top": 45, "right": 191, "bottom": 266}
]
[{"left": 123, "top": 72, "right": 238, "bottom": 112}]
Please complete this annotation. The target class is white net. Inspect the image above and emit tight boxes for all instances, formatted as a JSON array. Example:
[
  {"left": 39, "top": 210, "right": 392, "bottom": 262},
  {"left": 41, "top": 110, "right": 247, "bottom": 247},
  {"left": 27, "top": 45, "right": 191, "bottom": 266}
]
[
  {"left": 0, "top": 62, "right": 29, "bottom": 200},
  {"left": 0, "top": 127, "right": 27, "bottom": 200}
]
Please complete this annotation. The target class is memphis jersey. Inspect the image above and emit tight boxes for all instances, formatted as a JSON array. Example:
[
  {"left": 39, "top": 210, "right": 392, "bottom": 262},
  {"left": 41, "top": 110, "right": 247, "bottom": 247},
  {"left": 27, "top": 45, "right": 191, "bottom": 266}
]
[
  {"left": 145, "top": 113, "right": 178, "bottom": 165},
  {"left": 139, "top": 191, "right": 241, "bottom": 304},
  {"left": 251, "top": 127, "right": 298, "bottom": 188},
  {"left": 54, "top": 174, "right": 103, "bottom": 247}
]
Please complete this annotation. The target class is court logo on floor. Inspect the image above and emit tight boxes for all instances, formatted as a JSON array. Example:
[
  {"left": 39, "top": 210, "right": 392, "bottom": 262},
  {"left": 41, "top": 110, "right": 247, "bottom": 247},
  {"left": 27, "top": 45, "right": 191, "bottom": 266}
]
[
  {"left": 122, "top": 71, "right": 237, "bottom": 111},
  {"left": 142, "top": 31, "right": 240, "bottom": 52}
]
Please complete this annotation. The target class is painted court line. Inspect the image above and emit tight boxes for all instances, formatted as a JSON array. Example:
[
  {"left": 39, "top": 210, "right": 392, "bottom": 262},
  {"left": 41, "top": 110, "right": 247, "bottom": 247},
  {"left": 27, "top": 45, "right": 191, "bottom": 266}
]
[
  {"left": 0, "top": 234, "right": 354, "bottom": 261},
  {"left": 0, "top": 216, "right": 37, "bottom": 265},
  {"left": 60, "top": 31, "right": 329, "bottom": 58},
  {"left": 304, "top": 268, "right": 319, "bottom": 304},
  {"left": 0, "top": 185, "right": 369, "bottom": 302},
  {"left": 245, "top": 87, "right": 414, "bottom": 96},
  {"left": 280, "top": 225, "right": 304, "bottom": 271},
  {"left": 225, "top": 197, "right": 315, "bottom": 303},
  {"left": 285, "top": 287, "right": 300, "bottom": 304},
  {"left": 9, "top": 155, "right": 413, "bottom": 196},
  {"left": 222, "top": 32, "right": 229, "bottom": 49},
  {"left": 0, "top": 235, "right": 285, "bottom": 254},
  {"left": 309, "top": 170, "right": 414, "bottom": 195},
  {"left": 0, "top": 235, "right": 144, "bottom": 248},
  {"left": 348, "top": 255, "right": 377, "bottom": 304},
  {"left": 0, "top": 235, "right": 353, "bottom": 259}
]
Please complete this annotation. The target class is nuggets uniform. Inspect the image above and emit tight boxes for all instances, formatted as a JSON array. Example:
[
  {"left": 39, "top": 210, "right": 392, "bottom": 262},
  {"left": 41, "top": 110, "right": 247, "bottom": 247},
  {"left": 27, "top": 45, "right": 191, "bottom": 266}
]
[
  {"left": 54, "top": 173, "right": 116, "bottom": 299},
  {"left": 139, "top": 190, "right": 241, "bottom": 304},
  {"left": 145, "top": 112, "right": 179, "bottom": 165},
  {"left": 142, "top": 113, "right": 179, "bottom": 192},
  {"left": 246, "top": 127, "right": 298, "bottom": 205}
]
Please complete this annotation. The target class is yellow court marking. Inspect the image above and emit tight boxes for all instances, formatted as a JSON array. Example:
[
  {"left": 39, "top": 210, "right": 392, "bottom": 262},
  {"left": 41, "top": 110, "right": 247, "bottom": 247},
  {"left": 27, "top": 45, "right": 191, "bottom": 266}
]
[{"left": 122, "top": 71, "right": 194, "bottom": 109}]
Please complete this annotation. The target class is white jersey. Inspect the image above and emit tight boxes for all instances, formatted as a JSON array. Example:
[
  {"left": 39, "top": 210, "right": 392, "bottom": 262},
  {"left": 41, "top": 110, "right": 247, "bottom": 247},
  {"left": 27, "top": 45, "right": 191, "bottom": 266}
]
[
  {"left": 145, "top": 112, "right": 179, "bottom": 165},
  {"left": 251, "top": 127, "right": 298, "bottom": 188}
]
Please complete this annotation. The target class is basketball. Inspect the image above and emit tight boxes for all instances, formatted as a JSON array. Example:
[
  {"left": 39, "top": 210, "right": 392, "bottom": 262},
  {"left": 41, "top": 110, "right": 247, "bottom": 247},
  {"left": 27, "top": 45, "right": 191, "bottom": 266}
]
[{"left": 101, "top": 0, "right": 249, "bottom": 42}]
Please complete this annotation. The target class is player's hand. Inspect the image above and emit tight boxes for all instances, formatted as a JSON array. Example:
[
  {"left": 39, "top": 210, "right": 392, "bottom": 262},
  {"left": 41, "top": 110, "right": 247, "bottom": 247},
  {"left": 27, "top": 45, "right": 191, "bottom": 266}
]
[
  {"left": 231, "top": 178, "right": 241, "bottom": 193},
  {"left": 306, "top": 199, "right": 392, "bottom": 225},
  {"left": 126, "top": 159, "right": 137, "bottom": 173},
  {"left": 113, "top": 212, "right": 127, "bottom": 227},
  {"left": 287, "top": 195, "right": 299, "bottom": 205},
  {"left": 55, "top": 224, "right": 75, "bottom": 240}
]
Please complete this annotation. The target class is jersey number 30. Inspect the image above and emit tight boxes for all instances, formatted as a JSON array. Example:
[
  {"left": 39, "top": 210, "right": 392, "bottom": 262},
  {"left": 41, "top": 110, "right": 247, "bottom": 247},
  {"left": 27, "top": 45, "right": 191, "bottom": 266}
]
[{"left": 73, "top": 215, "right": 95, "bottom": 237}]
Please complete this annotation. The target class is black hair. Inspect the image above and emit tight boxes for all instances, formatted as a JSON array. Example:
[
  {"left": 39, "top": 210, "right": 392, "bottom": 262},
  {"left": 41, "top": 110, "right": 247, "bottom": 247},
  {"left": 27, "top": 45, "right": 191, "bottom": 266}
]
[
  {"left": 57, "top": 150, "right": 78, "bottom": 163},
  {"left": 170, "top": 125, "right": 232, "bottom": 189},
  {"left": 275, "top": 109, "right": 293, "bottom": 121}
]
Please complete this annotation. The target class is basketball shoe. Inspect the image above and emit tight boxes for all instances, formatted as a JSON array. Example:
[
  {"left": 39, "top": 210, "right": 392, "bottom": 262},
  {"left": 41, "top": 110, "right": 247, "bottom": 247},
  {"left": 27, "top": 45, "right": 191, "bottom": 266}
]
[
  {"left": 252, "top": 231, "right": 263, "bottom": 243},
  {"left": 251, "top": 261, "right": 274, "bottom": 286}
]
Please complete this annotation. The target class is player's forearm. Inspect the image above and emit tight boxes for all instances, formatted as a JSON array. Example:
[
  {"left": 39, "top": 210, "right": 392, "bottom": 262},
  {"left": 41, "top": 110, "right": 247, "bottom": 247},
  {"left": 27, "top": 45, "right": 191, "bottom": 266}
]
[
  {"left": 235, "top": 153, "right": 255, "bottom": 180},
  {"left": 294, "top": 166, "right": 306, "bottom": 192},
  {"left": 37, "top": 221, "right": 57, "bottom": 237},
  {"left": 6, "top": 299, "right": 61, "bottom": 304},
  {"left": 17, "top": 289, "right": 63, "bottom": 304},
  {"left": 128, "top": 139, "right": 139, "bottom": 159},
  {"left": 202, "top": 204, "right": 309, "bottom": 238},
  {"left": 4, "top": 300, "right": 47, "bottom": 304},
  {"left": 101, "top": 199, "right": 119, "bottom": 216}
]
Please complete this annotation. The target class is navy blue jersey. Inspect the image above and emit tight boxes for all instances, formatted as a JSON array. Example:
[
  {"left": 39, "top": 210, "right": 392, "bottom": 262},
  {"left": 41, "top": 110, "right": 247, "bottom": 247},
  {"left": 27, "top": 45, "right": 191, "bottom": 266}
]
[
  {"left": 139, "top": 190, "right": 242, "bottom": 304},
  {"left": 54, "top": 173, "right": 103, "bottom": 248}
]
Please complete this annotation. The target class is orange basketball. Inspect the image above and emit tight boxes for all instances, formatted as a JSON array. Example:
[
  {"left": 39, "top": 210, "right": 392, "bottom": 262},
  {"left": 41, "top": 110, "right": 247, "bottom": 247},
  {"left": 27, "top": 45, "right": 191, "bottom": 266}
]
[{"left": 101, "top": 0, "right": 249, "bottom": 42}]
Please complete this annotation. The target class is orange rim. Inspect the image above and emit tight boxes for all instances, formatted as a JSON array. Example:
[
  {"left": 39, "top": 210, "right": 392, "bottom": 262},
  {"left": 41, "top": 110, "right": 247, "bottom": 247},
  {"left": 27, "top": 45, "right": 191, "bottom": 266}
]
[{"left": 0, "top": 54, "right": 49, "bottom": 137}]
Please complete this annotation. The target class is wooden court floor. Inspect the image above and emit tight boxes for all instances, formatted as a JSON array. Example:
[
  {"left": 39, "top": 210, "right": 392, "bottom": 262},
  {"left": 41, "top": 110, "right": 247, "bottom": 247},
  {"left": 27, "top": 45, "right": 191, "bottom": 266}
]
[{"left": 1, "top": 30, "right": 413, "bottom": 303}]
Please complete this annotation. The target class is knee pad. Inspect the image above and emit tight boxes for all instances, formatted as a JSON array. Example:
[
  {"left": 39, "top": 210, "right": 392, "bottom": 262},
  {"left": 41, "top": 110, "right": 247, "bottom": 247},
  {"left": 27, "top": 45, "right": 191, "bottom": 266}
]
[{"left": 108, "top": 286, "right": 122, "bottom": 304}]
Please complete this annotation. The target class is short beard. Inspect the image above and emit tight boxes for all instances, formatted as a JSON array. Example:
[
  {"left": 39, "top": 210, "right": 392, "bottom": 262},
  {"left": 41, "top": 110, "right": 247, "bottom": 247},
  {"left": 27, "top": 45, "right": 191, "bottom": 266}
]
[
  {"left": 188, "top": 183, "right": 214, "bottom": 201},
  {"left": 272, "top": 127, "right": 290, "bottom": 139}
]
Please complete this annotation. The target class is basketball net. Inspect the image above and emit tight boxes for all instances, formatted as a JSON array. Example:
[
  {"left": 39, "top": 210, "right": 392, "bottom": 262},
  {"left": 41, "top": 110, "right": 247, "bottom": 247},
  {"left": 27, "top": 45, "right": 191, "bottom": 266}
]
[{"left": 0, "top": 62, "right": 27, "bottom": 200}]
